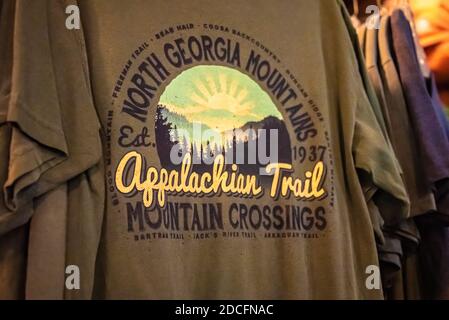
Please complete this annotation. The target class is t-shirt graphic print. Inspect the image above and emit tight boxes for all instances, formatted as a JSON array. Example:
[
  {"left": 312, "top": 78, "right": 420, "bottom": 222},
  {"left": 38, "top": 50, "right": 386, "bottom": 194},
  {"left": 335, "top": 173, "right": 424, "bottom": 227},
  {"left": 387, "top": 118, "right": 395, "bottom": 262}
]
[
  {"left": 110, "top": 28, "right": 334, "bottom": 298},
  {"left": 116, "top": 60, "right": 329, "bottom": 229}
]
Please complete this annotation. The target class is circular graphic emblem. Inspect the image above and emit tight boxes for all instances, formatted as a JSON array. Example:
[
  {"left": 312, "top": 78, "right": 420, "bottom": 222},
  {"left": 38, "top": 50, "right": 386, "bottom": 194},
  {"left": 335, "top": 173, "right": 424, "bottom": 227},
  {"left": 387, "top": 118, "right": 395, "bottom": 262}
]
[{"left": 155, "top": 65, "right": 292, "bottom": 179}]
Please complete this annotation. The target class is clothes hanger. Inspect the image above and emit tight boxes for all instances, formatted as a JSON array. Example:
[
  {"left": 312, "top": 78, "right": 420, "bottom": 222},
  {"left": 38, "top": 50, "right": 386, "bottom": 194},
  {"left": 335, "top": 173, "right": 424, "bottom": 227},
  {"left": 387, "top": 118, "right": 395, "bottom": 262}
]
[
  {"left": 354, "top": 0, "right": 360, "bottom": 15},
  {"left": 376, "top": 0, "right": 384, "bottom": 24},
  {"left": 377, "top": 0, "right": 388, "bottom": 16},
  {"left": 351, "top": 0, "right": 362, "bottom": 28}
]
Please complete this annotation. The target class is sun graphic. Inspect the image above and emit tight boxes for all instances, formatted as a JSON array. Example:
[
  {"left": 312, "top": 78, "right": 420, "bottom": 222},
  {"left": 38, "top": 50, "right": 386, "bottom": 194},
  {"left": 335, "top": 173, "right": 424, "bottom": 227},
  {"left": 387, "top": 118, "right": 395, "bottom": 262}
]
[
  {"left": 190, "top": 76, "right": 255, "bottom": 117},
  {"left": 158, "top": 65, "right": 282, "bottom": 133}
]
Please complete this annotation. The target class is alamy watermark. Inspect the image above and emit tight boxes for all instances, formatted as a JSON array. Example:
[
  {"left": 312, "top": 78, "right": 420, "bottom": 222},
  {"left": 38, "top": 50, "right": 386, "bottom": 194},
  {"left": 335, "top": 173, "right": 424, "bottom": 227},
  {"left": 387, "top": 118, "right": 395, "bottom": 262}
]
[{"left": 166, "top": 123, "right": 280, "bottom": 175}]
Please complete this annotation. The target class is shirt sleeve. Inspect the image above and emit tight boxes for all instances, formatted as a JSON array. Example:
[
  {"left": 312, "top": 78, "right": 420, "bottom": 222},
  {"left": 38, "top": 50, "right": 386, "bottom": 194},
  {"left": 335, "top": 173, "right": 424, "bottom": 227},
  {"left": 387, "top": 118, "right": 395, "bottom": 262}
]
[
  {"left": 352, "top": 83, "right": 410, "bottom": 227},
  {"left": 0, "top": 0, "right": 102, "bottom": 235},
  {"left": 339, "top": 0, "right": 409, "bottom": 234}
]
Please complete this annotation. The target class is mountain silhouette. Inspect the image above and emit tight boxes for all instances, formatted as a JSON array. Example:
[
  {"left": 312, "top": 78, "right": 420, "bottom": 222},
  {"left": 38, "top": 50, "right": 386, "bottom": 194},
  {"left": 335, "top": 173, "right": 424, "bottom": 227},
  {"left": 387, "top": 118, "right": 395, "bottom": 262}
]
[{"left": 156, "top": 104, "right": 292, "bottom": 177}]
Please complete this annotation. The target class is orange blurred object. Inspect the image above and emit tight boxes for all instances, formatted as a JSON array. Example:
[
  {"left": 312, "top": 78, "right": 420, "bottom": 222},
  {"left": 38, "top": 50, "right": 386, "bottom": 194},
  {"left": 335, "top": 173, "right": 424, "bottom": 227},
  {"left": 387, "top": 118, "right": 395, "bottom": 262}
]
[{"left": 411, "top": 0, "right": 449, "bottom": 106}]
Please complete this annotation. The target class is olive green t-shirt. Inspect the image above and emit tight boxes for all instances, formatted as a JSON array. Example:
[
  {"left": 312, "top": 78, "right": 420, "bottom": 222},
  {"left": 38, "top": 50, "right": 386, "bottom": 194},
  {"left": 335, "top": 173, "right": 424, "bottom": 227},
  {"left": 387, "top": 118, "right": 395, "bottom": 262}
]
[
  {"left": 2, "top": 0, "right": 409, "bottom": 299},
  {"left": 75, "top": 0, "right": 408, "bottom": 299},
  {"left": 0, "top": 0, "right": 29, "bottom": 300},
  {"left": 0, "top": 0, "right": 103, "bottom": 299}
]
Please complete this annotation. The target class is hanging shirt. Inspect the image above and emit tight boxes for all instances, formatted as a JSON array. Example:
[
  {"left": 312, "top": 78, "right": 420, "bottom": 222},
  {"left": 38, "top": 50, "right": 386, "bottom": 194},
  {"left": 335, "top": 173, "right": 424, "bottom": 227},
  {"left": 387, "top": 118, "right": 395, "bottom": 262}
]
[
  {"left": 347, "top": 12, "right": 408, "bottom": 231},
  {"left": 430, "top": 75, "right": 449, "bottom": 138},
  {"left": 80, "top": 0, "right": 409, "bottom": 299},
  {"left": 351, "top": 13, "right": 418, "bottom": 297},
  {"left": 391, "top": 8, "right": 449, "bottom": 300},
  {"left": 365, "top": 15, "right": 392, "bottom": 139},
  {"left": 376, "top": 13, "right": 427, "bottom": 300},
  {"left": 1, "top": 0, "right": 409, "bottom": 299},
  {"left": 391, "top": 9, "right": 449, "bottom": 222},
  {"left": 25, "top": 184, "right": 67, "bottom": 300},
  {"left": 0, "top": 0, "right": 28, "bottom": 300},
  {"left": 379, "top": 15, "right": 436, "bottom": 219},
  {"left": 0, "top": 0, "right": 104, "bottom": 300},
  {"left": 345, "top": 13, "right": 385, "bottom": 246},
  {"left": 417, "top": 72, "right": 449, "bottom": 300}
]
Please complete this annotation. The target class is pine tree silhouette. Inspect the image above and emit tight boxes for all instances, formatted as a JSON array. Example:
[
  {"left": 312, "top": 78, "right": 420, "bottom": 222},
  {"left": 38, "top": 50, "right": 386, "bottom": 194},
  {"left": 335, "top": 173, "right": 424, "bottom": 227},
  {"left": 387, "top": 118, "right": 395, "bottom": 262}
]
[
  {"left": 155, "top": 104, "right": 177, "bottom": 168},
  {"left": 200, "top": 143, "right": 204, "bottom": 165}
]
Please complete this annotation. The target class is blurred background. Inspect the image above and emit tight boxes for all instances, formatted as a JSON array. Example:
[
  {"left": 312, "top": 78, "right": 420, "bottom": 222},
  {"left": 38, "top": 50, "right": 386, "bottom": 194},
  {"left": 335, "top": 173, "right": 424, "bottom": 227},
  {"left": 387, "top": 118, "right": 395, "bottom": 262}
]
[{"left": 344, "top": 0, "right": 449, "bottom": 112}]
